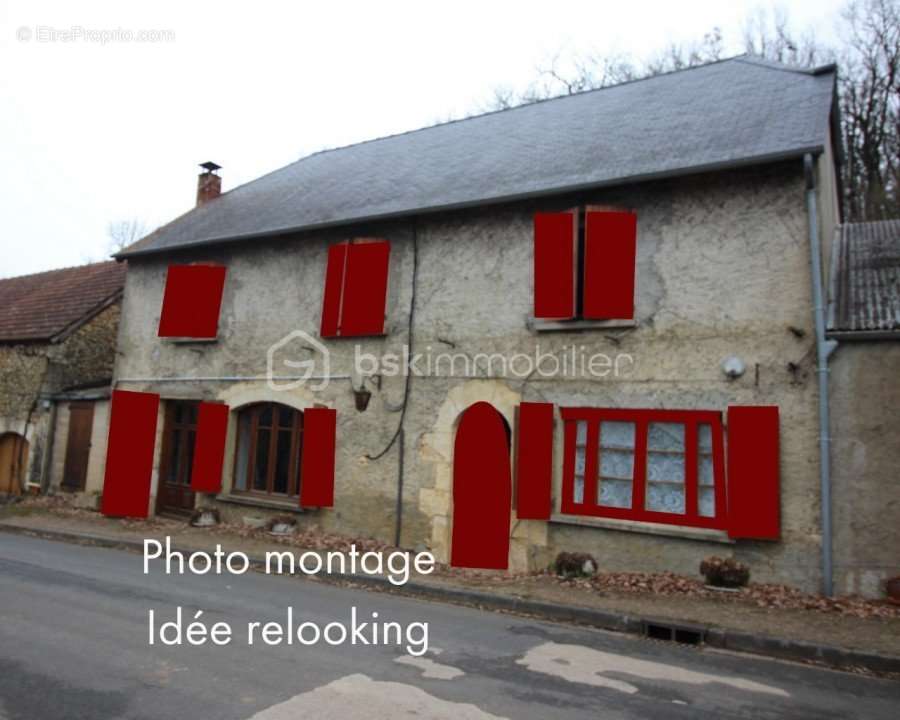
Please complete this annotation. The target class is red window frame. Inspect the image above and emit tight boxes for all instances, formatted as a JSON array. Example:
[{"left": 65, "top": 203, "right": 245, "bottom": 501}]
[{"left": 560, "top": 407, "right": 726, "bottom": 530}]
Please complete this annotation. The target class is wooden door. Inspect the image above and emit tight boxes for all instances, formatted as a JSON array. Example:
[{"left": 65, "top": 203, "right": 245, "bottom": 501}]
[
  {"left": 62, "top": 402, "right": 94, "bottom": 491},
  {"left": 0, "top": 433, "right": 28, "bottom": 495},
  {"left": 155, "top": 401, "right": 198, "bottom": 515},
  {"left": 451, "top": 402, "right": 512, "bottom": 569}
]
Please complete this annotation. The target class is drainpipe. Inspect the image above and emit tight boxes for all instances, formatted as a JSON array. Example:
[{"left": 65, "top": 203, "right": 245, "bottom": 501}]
[{"left": 804, "top": 153, "right": 838, "bottom": 597}]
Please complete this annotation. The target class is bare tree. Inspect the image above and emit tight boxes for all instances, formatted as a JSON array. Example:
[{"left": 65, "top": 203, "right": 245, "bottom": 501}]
[
  {"left": 107, "top": 218, "right": 147, "bottom": 254},
  {"left": 838, "top": 0, "right": 900, "bottom": 220}
]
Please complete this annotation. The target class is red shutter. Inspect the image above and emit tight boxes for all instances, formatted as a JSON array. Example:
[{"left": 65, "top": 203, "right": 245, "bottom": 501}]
[
  {"left": 158, "top": 264, "right": 227, "bottom": 338},
  {"left": 320, "top": 243, "right": 348, "bottom": 338},
  {"left": 101, "top": 390, "right": 159, "bottom": 518},
  {"left": 726, "top": 405, "right": 780, "bottom": 540},
  {"left": 190, "top": 402, "right": 229, "bottom": 493},
  {"left": 319, "top": 240, "right": 390, "bottom": 337},
  {"left": 534, "top": 212, "right": 577, "bottom": 319},
  {"left": 299, "top": 407, "right": 337, "bottom": 507},
  {"left": 515, "top": 402, "right": 555, "bottom": 520},
  {"left": 341, "top": 240, "right": 390, "bottom": 336},
  {"left": 583, "top": 211, "right": 637, "bottom": 320}
]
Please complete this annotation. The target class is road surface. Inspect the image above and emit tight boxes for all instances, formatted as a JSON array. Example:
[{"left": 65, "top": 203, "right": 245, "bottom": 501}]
[{"left": 0, "top": 533, "right": 898, "bottom": 719}]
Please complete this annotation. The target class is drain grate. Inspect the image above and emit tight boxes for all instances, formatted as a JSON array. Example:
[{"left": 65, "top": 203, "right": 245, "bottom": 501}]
[{"left": 643, "top": 621, "right": 705, "bottom": 646}]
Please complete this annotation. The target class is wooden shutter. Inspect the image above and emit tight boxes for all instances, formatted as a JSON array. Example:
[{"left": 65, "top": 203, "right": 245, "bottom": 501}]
[
  {"left": 190, "top": 402, "right": 229, "bottom": 493},
  {"left": 299, "top": 407, "right": 337, "bottom": 507},
  {"left": 341, "top": 240, "right": 391, "bottom": 336},
  {"left": 583, "top": 211, "right": 637, "bottom": 320},
  {"left": 158, "top": 264, "right": 227, "bottom": 338},
  {"left": 533, "top": 212, "right": 577, "bottom": 319},
  {"left": 726, "top": 405, "right": 781, "bottom": 540},
  {"left": 320, "top": 243, "right": 348, "bottom": 338},
  {"left": 319, "top": 240, "right": 390, "bottom": 337},
  {"left": 515, "top": 403, "right": 555, "bottom": 520},
  {"left": 101, "top": 390, "right": 160, "bottom": 518}
]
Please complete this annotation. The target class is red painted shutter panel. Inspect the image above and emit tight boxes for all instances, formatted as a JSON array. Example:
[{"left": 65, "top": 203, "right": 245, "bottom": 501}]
[
  {"left": 726, "top": 405, "right": 781, "bottom": 540},
  {"left": 340, "top": 241, "right": 390, "bottom": 336},
  {"left": 583, "top": 211, "right": 637, "bottom": 320},
  {"left": 101, "top": 390, "right": 160, "bottom": 518},
  {"left": 516, "top": 402, "right": 554, "bottom": 520},
  {"left": 158, "top": 264, "right": 227, "bottom": 338},
  {"left": 320, "top": 244, "right": 348, "bottom": 338},
  {"left": 534, "top": 212, "right": 577, "bottom": 319},
  {"left": 190, "top": 402, "right": 229, "bottom": 493},
  {"left": 300, "top": 407, "right": 337, "bottom": 507}
]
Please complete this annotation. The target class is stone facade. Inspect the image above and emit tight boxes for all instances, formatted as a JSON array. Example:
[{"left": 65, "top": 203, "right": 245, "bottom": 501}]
[{"left": 110, "top": 157, "right": 884, "bottom": 595}]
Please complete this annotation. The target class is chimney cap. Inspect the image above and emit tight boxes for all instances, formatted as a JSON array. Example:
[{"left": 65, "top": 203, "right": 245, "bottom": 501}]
[{"left": 199, "top": 161, "right": 222, "bottom": 174}]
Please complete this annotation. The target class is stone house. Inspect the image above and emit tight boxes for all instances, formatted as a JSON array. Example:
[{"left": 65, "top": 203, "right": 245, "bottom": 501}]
[
  {"left": 105, "top": 57, "right": 897, "bottom": 596},
  {"left": 0, "top": 261, "right": 125, "bottom": 499}
]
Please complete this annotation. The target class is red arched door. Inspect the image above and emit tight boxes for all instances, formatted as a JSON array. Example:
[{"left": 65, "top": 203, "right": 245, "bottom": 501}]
[{"left": 451, "top": 402, "right": 511, "bottom": 569}]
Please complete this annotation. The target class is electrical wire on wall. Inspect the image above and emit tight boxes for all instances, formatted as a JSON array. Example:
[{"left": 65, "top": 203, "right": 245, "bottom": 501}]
[{"left": 366, "top": 218, "right": 418, "bottom": 461}]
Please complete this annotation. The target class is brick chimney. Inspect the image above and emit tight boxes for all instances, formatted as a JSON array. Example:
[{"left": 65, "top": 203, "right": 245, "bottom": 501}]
[{"left": 196, "top": 161, "right": 222, "bottom": 206}]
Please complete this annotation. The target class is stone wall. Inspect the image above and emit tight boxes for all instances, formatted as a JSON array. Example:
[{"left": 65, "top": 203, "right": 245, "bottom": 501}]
[{"left": 830, "top": 342, "right": 900, "bottom": 597}]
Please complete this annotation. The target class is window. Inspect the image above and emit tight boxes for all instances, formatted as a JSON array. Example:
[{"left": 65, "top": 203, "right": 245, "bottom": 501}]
[
  {"left": 233, "top": 403, "right": 303, "bottom": 498},
  {"left": 158, "top": 264, "right": 227, "bottom": 339},
  {"left": 533, "top": 209, "right": 636, "bottom": 321},
  {"left": 561, "top": 408, "right": 726, "bottom": 530},
  {"left": 320, "top": 239, "right": 391, "bottom": 337}
]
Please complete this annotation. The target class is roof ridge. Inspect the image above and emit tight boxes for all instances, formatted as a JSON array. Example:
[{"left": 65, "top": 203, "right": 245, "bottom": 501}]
[
  {"left": 0, "top": 259, "right": 120, "bottom": 284},
  {"left": 734, "top": 54, "right": 836, "bottom": 76}
]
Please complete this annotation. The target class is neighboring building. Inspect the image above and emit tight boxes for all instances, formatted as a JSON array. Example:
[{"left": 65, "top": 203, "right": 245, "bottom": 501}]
[
  {"left": 104, "top": 56, "right": 896, "bottom": 596},
  {"left": 0, "top": 261, "right": 125, "bottom": 499},
  {"left": 828, "top": 219, "right": 900, "bottom": 596}
]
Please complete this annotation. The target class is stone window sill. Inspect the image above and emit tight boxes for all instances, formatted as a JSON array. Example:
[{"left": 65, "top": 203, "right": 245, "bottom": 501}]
[
  {"left": 163, "top": 337, "right": 219, "bottom": 344},
  {"left": 215, "top": 493, "right": 307, "bottom": 514},
  {"left": 528, "top": 318, "right": 638, "bottom": 333},
  {"left": 549, "top": 513, "right": 734, "bottom": 544}
]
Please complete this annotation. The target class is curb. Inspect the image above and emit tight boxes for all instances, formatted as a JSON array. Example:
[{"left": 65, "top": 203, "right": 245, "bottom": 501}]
[{"left": 2, "top": 522, "right": 899, "bottom": 675}]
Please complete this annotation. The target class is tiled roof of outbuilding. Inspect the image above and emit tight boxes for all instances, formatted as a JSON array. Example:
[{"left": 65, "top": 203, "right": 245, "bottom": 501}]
[
  {"left": 829, "top": 219, "right": 900, "bottom": 336},
  {"left": 0, "top": 261, "right": 126, "bottom": 342}
]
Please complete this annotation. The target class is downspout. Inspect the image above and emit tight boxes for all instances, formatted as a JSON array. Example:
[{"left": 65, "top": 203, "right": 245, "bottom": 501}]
[{"left": 804, "top": 153, "right": 838, "bottom": 597}]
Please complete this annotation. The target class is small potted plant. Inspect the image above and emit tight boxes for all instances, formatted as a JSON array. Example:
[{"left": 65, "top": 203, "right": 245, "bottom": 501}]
[
  {"left": 700, "top": 556, "right": 750, "bottom": 591},
  {"left": 553, "top": 552, "right": 598, "bottom": 578}
]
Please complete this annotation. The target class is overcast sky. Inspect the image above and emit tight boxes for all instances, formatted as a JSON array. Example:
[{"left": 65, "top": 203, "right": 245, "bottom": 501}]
[{"left": 0, "top": 0, "right": 845, "bottom": 277}]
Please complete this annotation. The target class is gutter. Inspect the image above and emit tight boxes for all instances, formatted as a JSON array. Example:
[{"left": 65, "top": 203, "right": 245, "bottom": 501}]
[{"left": 805, "top": 153, "right": 838, "bottom": 597}]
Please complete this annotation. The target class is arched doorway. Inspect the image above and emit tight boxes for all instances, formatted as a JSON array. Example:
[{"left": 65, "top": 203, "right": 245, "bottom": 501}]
[
  {"left": 0, "top": 433, "right": 29, "bottom": 495},
  {"left": 451, "top": 402, "right": 511, "bottom": 569}
]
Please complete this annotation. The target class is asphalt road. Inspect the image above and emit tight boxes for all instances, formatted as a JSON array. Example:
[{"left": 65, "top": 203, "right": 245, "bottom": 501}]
[{"left": 0, "top": 534, "right": 898, "bottom": 719}]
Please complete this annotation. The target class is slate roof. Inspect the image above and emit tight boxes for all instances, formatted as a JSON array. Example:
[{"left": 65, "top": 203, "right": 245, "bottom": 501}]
[
  {"left": 0, "top": 261, "right": 126, "bottom": 342},
  {"left": 121, "top": 56, "right": 837, "bottom": 258},
  {"left": 829, "top": 219, "right": 900, "bottom": 336}
]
